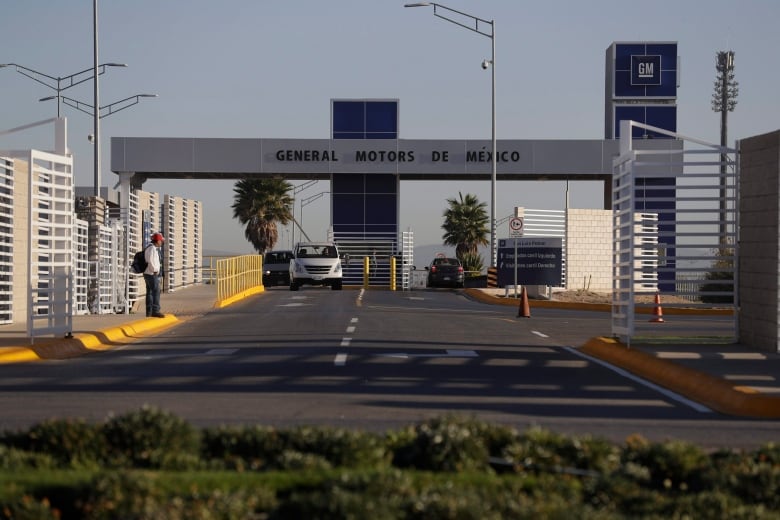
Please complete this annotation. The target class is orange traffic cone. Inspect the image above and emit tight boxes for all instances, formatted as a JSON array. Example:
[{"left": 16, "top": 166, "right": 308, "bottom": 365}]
[
  {"left": 517, "top": 286, "right": 531, "bottom": 318},
  {"left": 649, "top": 292, "right": 664, "bottom": 323}
]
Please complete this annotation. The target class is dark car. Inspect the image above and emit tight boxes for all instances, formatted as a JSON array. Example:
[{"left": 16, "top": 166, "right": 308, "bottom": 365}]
[
  {"left": 263, "top": 250, "right": 294, "bottom": 286},
  {"left": 426, "top": 257, "right": 465, "bottom": 288}
]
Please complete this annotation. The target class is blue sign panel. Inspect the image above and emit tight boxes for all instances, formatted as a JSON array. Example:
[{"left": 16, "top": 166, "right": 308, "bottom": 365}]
[
  {"left": 613, "top": 43, "right": 677, "bottom": 98},
  {"left": 631, "top": 55, "right": 661, "bottom": 85},
  {"left": 496, "top": 238, "right": 562, "bottom": 286},
  {"left": 332, "top": 99, "right": 398, "bottom": 139},
  {"left": 614, "top": 105, "right": 676, "bottom": 138}
]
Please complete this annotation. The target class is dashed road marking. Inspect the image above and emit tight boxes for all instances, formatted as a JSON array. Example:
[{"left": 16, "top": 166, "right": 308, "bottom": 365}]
[{"left": 334, "top": 353, "right": 348, "bottom": 366}]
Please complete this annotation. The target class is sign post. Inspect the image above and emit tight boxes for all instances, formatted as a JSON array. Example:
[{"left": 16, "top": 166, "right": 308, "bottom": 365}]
[{"left": 508, "top": 217, "right": 524, "bottom": 297}]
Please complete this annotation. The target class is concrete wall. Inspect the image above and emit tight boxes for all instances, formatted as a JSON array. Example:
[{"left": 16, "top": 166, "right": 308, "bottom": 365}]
[
  {"left": 12, "top": 158, "right": 29, "bottom": 319},
  {"left": 566, "top": 208, "right": 613, "bottom": 291},
  {"left": 738, "top": 130, "right": 780, "bottom": 353}
]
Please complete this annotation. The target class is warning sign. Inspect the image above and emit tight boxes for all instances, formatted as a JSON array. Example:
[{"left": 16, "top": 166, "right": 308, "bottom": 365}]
[{"left": 509, "top": 217, "right": 524, "bottom": 238}]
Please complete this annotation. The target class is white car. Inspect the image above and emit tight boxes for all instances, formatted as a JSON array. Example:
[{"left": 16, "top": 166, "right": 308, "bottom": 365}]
[{"left": 289, "top": 242, "right": 343, "bottom": 290}]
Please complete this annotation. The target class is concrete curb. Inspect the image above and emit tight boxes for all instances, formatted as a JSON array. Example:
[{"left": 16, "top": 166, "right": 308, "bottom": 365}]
[
  {"left": 0, "top": 314, "right": 180, "bottom": 363},
  {"left": 462, "top": 288, "right": 733, "bottom": 315},
  {"left": 580, "top": 337, "right": 780, "bottom": 419}
]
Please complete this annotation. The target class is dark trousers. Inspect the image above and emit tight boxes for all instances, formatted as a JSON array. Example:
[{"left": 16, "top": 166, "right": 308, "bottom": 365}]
[{"left": 144, "top": 274, "right": 161, "bottom": 316}]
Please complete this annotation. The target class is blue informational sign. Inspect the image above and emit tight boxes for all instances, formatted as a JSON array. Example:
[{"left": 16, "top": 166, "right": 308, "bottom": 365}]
[{"left": 497, "top": 238, "right": 562, "bottom": 287}]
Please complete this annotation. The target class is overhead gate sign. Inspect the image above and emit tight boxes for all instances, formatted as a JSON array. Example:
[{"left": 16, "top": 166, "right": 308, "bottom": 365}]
[{"left": 497, "top": 237, "right": 563, "bottom": 286}]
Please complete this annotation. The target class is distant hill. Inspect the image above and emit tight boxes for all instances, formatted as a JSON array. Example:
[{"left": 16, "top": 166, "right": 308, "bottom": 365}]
[{"left": 203, "top": 249, "right": 252, "bottom": 257}]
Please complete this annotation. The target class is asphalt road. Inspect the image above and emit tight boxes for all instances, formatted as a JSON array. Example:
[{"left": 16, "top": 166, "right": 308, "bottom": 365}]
[{"left": 0, "top": 287, "right": 777, "bottom": 449}]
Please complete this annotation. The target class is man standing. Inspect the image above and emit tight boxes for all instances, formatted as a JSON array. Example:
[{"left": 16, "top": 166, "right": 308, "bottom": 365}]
[{"left": 144, "top": 232, "right": 165, "bottom": 318}]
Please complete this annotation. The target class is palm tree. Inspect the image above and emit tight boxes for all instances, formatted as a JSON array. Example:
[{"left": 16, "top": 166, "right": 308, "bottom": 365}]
[
  {"left": 442, "top": 192, "right": 489, "bottom": 263},
  {"left": 231, "top": 177, "right": 294, "bottom": 253}
]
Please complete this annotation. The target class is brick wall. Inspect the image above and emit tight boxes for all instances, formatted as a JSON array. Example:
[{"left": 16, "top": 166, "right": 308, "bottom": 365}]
[
  {"left": 738, "top": 130, "right": 780, "bottom": 352},
  {"left": 566, "top": 208, "right": 613, "bottom": 291}
]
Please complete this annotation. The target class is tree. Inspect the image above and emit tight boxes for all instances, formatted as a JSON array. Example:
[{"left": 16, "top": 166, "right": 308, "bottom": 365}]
[
  {"left": 231, "top": 177, "right": 294, "bottom": 253},
  {"left": 441, "top": 192, "right": 489, "bottom": 271},
  {"left": 700, "top": 240, "right": 734, "bottom": 304}
]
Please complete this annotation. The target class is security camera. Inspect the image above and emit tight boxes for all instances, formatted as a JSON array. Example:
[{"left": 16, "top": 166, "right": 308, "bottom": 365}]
[
  {"left": 87, "top": 134, "right": 95, "bottom": 143},
  {"left": 481, "top": 59, "right": 491, "bottom": 70}
]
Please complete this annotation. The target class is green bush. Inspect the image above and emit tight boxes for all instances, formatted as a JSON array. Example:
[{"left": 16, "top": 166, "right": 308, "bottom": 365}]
[
  {"left": 281, "top": 425, "right": 389, "bottom": 469},
  {"left": 0, "top": 494, "right": 60, "bottom": 520},
  {"left": 1, "top": 409, "right": 779, "bottom": 517},
  {"left": 201, "top": 424, "right": 283, "bottom": 471},
  {"left": 77, "top": 471, "right": 276, "bottom": 520},
  {"left": 101, "top": 406, "right": 200, "bottom": 469},
  {"left": 390, "top": 416, "right": 493, "bottom": 472},
  {"left": 202, "top": 424, "right": 389, "bottom": 471},
  {"left": 620, "top": 436, "right": 712, "bottom": 493},
  {"left": 0, "top": 445, "right": 56, "bottom": 470},
  {"left": 1, "top": 418, "right": 105, "bottom": 468},
  {"left": 501, "top": 427, "right": 620, "bottom": 476}
]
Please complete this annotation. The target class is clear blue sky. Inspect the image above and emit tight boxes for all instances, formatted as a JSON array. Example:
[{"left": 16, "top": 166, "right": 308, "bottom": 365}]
[{"left": 2, "top": 1, "right": 779, "bottom": 255}]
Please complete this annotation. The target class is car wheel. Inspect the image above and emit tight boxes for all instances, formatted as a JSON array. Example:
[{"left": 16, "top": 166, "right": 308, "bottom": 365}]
[
  {"left": 332, "top": 280, "right": 342, "bottom": 290},
  {"left": 290, "top": 281, "right": 299, "bottom": 291}
]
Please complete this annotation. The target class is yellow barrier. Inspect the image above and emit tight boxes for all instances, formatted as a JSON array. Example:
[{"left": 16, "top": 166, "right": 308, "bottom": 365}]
[
  {"left": 215, "top": 255, "right": 265, "bottom": 308},
  {"left": 390, "top": 256, "right": 397, "bottom": 291}
]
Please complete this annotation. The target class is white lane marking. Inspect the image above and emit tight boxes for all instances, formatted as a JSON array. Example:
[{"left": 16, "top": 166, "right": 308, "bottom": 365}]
[
  {"left": 447, "top": 349, "right": 479, "bottom": 357},
  {"left": 408, "top": 297, "right": 425, "bottom": 300},
  {"left": 350, "top": 317, "right": 358, "bottom": 323},
  {"left": 565, "top": 346, "right": 712, "bottom": 413},
  {"left": 334, "top": 353, "right": 348, "bottom": 366},
  {"left": 206, "top": 348, "right": 239, "bottom": 355},
  {"left": 346, "top": 326, "right": 356, "bottom": 333},
  {"left": 383, "top": 350, "right": 478, "bottom": 359},
  {"left": 278, "top": 302, "right": 309, "bottom": 307},
  {"left": 532, "top": 330, "right": 549, "bottom": 338},
  {"left": 340, "top": 338, "right": 351, "bottom": 347}
]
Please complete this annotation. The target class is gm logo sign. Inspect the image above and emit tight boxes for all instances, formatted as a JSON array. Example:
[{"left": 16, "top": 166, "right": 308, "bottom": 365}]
[{"left": 631, "top": 55, "right": 661, "bottom": 85}]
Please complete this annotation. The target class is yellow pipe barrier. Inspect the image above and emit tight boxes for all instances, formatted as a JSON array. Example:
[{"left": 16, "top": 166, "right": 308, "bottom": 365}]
[
  {"left": 363, "top": 256, "right": 370, "bottom": 289},
  {"left": 215, "top": 254, "right": 265, "bottom": 308},
  {"left": 390, "top": 256, "right": 397, "bottom": 291}
]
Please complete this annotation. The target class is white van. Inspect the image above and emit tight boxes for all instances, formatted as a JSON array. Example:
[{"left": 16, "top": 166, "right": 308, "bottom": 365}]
[{"left": 289, "top": 242, "right": 343, "bottom": 290}]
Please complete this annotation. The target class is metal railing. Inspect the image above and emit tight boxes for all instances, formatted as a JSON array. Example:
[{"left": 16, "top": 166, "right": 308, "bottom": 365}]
[{"left": 215, "top": 255, "right": 264, "bottom": 307}]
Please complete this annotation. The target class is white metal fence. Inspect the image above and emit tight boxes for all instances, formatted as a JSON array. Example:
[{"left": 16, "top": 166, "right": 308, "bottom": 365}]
[{"left": 612, "top": 121, "right": 738, "bottom": 344}]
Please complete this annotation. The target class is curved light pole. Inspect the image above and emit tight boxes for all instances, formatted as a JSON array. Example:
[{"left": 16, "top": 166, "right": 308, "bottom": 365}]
[
  {"left": 40, "top": 93, "right": 158, "bottom": 120},
  {"left": 404, "top": 2, "right": 497, "bottom": 267},
  {"left": 300, "top": 191, "right": 330, "bottom": 243},
  {"left": 0, "top": 62, "right": 127, "bottom": 117}
]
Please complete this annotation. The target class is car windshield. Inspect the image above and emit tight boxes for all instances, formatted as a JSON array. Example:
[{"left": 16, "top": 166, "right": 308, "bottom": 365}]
[
  {"left": 433, "top": 258, "right": 459, "bottom": 266},
  {"left": 265, "top": 252, "right": 292, "bottom": 263},
  {"left": 297, "top": 245, "right": 337, "bottom": 258}
]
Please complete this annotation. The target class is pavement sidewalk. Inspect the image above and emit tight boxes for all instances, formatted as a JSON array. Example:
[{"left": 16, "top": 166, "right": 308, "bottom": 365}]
[
  {"left": 0, "top": 284, "right": 218, "bottom": 361},
  {"left": 1, "top": 284, "right": 778, "bottom": 418}
]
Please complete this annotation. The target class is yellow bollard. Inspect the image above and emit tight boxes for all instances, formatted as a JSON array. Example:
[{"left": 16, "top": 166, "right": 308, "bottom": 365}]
[
  {"left": 390, "top": 256, "right": 397, "bottom": 291},
  {"left": 363, "top": 256, "right": 369, "bottom": 289}
]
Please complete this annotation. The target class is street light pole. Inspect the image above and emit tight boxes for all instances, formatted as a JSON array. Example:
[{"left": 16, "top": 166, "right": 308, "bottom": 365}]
[
  {"left": 404, "top": 2, "right": 497, "bottom": 267},
  {"left": 94, "top": 0, "right": 101, "bottom": 197},
  {"left": 40, "top": 94, "right": 158, "bottom": 120},
  {"left": 0, "top": 62, "right": 127, "bottom": 118}
]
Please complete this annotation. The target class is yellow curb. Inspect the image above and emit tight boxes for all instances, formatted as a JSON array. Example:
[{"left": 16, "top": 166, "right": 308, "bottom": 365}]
[
  {"left": 0, "top": 346, "right": 42, "bottom": 363},
  {"left": 463, "top": 289, "right": 733, "bottom": 315},
  {"left": 0, "top": 315, "right": 181, "bottom": 363},
  {"left": 215, "top": 285, "right": 264, "bottom": 308},
  {"left": 580, "top": 337, "right": 780, "bottom": 419}
]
